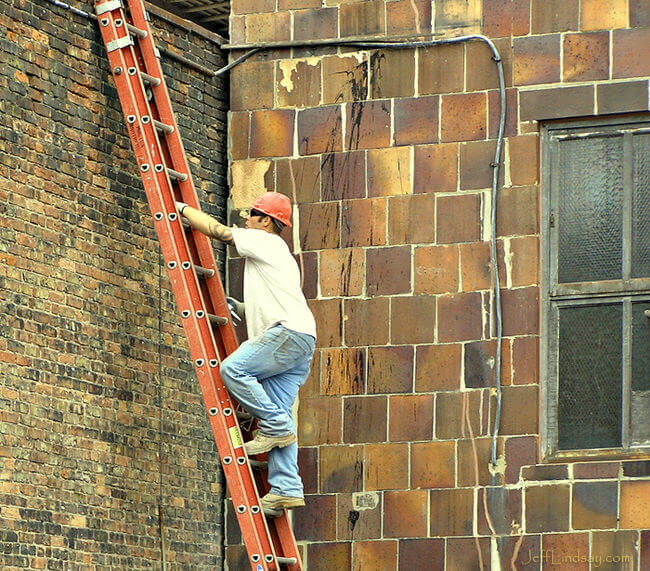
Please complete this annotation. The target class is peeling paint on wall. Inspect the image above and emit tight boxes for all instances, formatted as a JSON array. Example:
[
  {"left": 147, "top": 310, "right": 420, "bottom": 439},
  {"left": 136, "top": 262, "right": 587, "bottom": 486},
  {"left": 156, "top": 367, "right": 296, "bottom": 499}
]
[{"left": 230, "top": 159, "right": 272, "bottom": 209}]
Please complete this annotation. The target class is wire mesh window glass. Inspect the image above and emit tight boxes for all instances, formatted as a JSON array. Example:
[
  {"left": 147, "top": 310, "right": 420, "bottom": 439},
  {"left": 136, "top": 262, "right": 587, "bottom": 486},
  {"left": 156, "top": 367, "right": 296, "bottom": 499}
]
[{"left": 543, "top": 117, "right": 650, "bottom": 458}]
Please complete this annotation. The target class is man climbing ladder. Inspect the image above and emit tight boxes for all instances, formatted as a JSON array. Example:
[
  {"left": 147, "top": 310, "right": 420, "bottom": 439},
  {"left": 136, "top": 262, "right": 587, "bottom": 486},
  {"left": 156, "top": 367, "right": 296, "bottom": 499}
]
[{"left": 177, "top": 192, "right": 317, "bottom": 512}]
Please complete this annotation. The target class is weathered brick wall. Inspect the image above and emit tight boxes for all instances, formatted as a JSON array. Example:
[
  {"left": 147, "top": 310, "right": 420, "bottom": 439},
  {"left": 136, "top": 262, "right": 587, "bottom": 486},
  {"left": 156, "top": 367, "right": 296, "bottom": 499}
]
[
  {"left": 0, "top": 0, "right": 228, "bottom": 568},
  {"left": 227, "top": 0, "right": 650, "bottom": 568}
]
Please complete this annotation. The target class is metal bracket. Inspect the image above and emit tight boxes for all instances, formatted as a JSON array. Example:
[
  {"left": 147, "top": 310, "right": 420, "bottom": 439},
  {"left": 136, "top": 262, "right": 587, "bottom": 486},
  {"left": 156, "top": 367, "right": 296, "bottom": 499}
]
[
  {"left": 95, "top": 0, "right": 123, "bottom": 16},
  {"left": 106, "top": 35, "right": 134, "bottom": 52}
]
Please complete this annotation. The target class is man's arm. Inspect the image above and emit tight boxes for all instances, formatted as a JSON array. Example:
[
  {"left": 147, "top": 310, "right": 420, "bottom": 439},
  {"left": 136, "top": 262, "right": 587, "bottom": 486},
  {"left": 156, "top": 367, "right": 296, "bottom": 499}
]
[{"left": 177, "top": 202, "right": 234, "bottom": 245}]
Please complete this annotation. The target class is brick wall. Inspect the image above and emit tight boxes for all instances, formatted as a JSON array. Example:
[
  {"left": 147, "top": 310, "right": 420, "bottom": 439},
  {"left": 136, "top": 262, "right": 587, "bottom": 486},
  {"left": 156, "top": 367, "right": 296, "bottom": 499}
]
[
  {"left": 0, "top": 0, "right": 229, "bottom": 568},
  {"left": 227, "top": 0, "right": 650, "bottom": 568}
]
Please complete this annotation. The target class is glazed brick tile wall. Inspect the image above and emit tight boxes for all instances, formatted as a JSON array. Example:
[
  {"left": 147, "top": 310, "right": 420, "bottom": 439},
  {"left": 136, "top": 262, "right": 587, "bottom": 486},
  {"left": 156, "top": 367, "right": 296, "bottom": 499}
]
[
  {"left": 226, "top": 0, "right": 650, "bottom": 569},
  {"left": 0, "top": 0, "right": 229, "bottom": 568}
]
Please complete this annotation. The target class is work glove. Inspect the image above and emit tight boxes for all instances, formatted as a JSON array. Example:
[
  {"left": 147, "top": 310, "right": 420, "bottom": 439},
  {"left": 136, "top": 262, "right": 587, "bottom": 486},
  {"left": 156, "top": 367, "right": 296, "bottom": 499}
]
[
  {"left": 176, "top": 201, "right": 188, "bottom": 215},
  {"left": 226, "top": 297, "right": 245, "bottom": 322}
]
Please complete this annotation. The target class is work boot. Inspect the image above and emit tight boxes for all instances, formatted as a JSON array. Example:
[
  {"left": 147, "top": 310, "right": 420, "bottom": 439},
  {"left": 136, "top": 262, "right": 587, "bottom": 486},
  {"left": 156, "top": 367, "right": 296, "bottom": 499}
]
[
  {"left": 261, "top": 493, "right": 305, "bottom": 512},
  {"left": 244, "top": 432, "right": 296, "bottom": 456}
]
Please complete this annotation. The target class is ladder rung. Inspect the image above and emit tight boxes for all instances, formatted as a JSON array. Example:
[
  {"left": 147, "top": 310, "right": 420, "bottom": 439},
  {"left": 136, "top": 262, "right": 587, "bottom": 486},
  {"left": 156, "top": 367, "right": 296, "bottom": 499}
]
[
  {"left": 153, "top": 119, "right": 174, "bottom": 134},
  {"left": 195, "top": 265, "right": 215, "bottom": 278},
  {"left": 277, "top": 557, "right": 298, "bottom": 566},
  {"left": 140, "top": 71, "right": 161, "bottom": 86},
  {"left": 208, "top": 313, "right": 228, "bottom": 326},
  {"left": 126, "top": 23, "right": 147, "bottom": 39},
  {"left": 249, "top": 459, "right": 268, "bottom": 470},
  {"left": 166, "top": 167, "right": 188, "bottom": 182}
]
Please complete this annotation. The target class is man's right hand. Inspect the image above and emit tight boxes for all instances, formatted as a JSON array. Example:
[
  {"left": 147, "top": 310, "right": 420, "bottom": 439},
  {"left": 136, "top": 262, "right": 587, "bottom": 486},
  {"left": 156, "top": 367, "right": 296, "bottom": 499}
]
[{"left": 226, "top": 297, "right": 245, "bottom": 322}]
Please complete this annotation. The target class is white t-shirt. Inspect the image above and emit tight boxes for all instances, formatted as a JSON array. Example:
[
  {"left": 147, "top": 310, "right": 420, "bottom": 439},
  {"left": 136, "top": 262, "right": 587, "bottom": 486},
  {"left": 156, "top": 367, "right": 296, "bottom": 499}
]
[{"left": 231, "top": 228, "right": 317, "bottom": 340}]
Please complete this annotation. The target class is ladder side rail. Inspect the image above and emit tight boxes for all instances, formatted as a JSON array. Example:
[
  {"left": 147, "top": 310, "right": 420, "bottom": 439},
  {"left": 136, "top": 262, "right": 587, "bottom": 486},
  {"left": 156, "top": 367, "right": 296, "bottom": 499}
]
[
  {"left": 95, "top": 4, "right": 280, "bottom": 568},
  {"left": 126, "top": 0, "right": 241, "bottom": 358}
]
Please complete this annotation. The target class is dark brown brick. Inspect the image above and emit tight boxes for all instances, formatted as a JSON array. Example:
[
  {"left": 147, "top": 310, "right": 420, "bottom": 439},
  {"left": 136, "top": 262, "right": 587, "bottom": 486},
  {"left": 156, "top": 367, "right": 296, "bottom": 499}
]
[
  {"left": 500, "top": 384, "right": 539, "bottom": 435},
  {"left": 436, "top": 390, "right": 480, "bottom": 440},
  {"left": 573, "top": 481, "right": 618, "bottom": 530},
  {"left": 341, "top": 198, "right": 387, "bottom": 248},
  {"left": 591, "top": 531, "right": 638, "bottom": 570},
  {"left": 298, "top": 397, "right": 342, "bottom": 445},
  {"left": 388, "top": 195, "right": 436, "bottom": 245},
  {"left": 446, "top": 538, "right": 491, "bottom": 569},
  {"left": 488, "top": 87, "right": 518, "bottom": 139},
  {"left": 320, "top": 444, "right": 363, "bottom": 493},
  {"left": 631, "top": 0, "right": 650, "bottom": 26},
  {"left": 230, "top": 60, "right": 274, "bottom": 111},
  {"left": 344, "top": 297, "right": 390, "bottom": 346},
  {"left": 394, "top": 96, "right": 439, "bottom": 146},
  {"left": 597, "top": 81, "right": 650, "bottom": 115},
  {"left": 581, "top": 0, "right": 628, "bottom": 31},
  {"left": 464, "top": 339, "right": 511, "bottom": 388},
  {"left": 322, "top": 55, "right": 368, "bottom": 105},
  {"left": 613, "top": 29, "right": 650, "bottom": 79},
  {"left": 508, "top": 135, "right": 539, "bottom": 186},
  {"left": 430, "top": 489, "right": 474, "bottom": 536},
  {"left": 249, "top": 109, "right": 294, "bottom": 158},
  {"left": 477, "top": 487, "right": 522, "bottom": 535},
  {"left": 457, "top": 436, "right": 494, "bottom": 486},
  {"left": 499, "top": 536, "right": 542, "bottom": 570},
  {"left": 622, "top": 460, "right": 650, "bottom": 477},
  {"left": 365, "top": 443, "right": 410, "bottom": 490},
  {"left": 460, "top": 139, "right": 502, "bottom": 190},
  {"left": 399, "top": 539, "right": 444, "bottom": 571},
  {"left": 466, "top": 38, "right": 513, "bottom": 91},
  {"left": 229, "top": 112, "right": 249, "bottom": 160},
  {"left": 389, "top": 394, "right": 433, "bottom": 441},
  {"left": 525, "top": 484, "right": 570, "bottom": 533},
  {"left": 340, "top": 0, "right": 385, "bottom": 37},
  {"left": 419, "top": 44, "right": 464, "bottom": 95},
  {"left": 301, "top": 347, "right": 321, "bottom": 397},
  {"left": 643, "top": 531, "right": 650, "bottom": 571},
  {"left": 573, "top": 461, "right": 620, "bottom": 479},
  {"left": 384, "top": 491, "right": 429, "bottom": 538},
  {"left": 501, "top": 287, "right": 539, "bottom": 337},
  {"left": 482, "top": 0, "right": 530, "bottom": 37},
  {"left": 337, "top": 494, "right": 382, "bottom": 540},
  {"left": 320, "top": 247, "right": 364, "bottom": 297},
  {"left": 459, "top": 241, "right": 491, "bottom": 292},
  {"left": 294, "top": 7, "right": 338, "bottom": 41},
  {"left": 366, "top": 246, "right": 411, "bottom": 296},
  {"left": 353, "top": 541, "right": 398, "bottom": 571},
  {"left": 368, "top": 346, "right": 413, "bottom": 394},
  {"left": 321, "top": 151, "right": 366, "bottom": 201},
  {"left": 411, "top": 441, "right": 455, "bottom": 488},
  {"left": 438, "top": 292, "right": 483, "bottom": 342},
  {"left": 232, "top": 0, "right": 274, "bottom": 14},
  {"left": 369, "top": 50, "right": 415, "bottom": 99},
  {"left": 307, "top": 542, "right": 352, "bottom": 571},
  {"left": 502, "top": 235, "right": 539, "bottom": 288},
  {"left": 503, "top": 435, "right": 537, "bottom": 484},
  {"left": 308, "top": 298, "right": 342, "bottom": 347},
  {"left": 245, "top": 11, "right": 291, "bottom": 43},
  {"left": 414, "top": 143, "right": 458, "bottom": 194},
  {"left": 347, "top": 100, "right": 391, "bottom": 151},
  {"left": 387, "top": 0, "right": 433, "bottom": 36},
  {"left": 521, "top": 464, "right": 568, "bottom": 481},
  {"left": 343, "top": 396, "right": 387, "bottom": 443},
  {"left": 391, "top": 296, "right": 436, "bottom": 344},
  {"left": 520, "top": 86, "right": 595, "bottom": 121},
  {"left": 434, "top": 0, "right": 481, "bottom": 32},
  {"left": 414, "top": 245, "right": 460, "bottom": 295},
  {"left": 321, "top": 348, "right": 365, "bottom": 395},
  {"left": 496, "top": 186, "right": 539, "bottom": 237},
  {"left": 277, "top": 156, "right": 321, "bottom": 204},
  {"left": 513, "top": 35, "right": 561, "bottom": 86},
  {"left": 298, "top": 106, "right": 343, "bottom": 156},
  {"left": 299, "top": 202, "right": 340, "bottom": 250},
  {"left": 441, "top": 93, "right": 487, "bottom": 142},
  {"left": 298, "top": 447, "right": 318, "bottom": 494},
  {"left": 511, "top": 335, "right": 540, "bottom": 385},
  {"left": 294, "top": 494, "right": 337, "bottom": 541},
  {"left": 415, "top": 343, "right": 462, "bottom": 391},
  {"left": 541, "top": 533, "right": 589, "bottom": 571},
  {"left": 563, "top": 32, "right": 609, "bottom": 82},
  {"left": 436, "top": 193, "right": 482, "bottom": 244},
  {"left": 531, "top": 0, "right": 579, "bottom": 33}
]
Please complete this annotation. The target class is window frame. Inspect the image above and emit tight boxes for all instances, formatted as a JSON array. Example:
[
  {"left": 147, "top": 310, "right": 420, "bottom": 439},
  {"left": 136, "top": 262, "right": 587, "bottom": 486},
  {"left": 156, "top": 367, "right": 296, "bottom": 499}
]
[{"left": 541, "top": 114, "right": 650, "bottom": 462}]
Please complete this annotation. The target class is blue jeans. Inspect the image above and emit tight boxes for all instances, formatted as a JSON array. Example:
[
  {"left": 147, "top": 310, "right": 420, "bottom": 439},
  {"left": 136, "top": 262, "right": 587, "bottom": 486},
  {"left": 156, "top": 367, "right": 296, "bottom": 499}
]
[{"left": 219, "top": 324, "right": 315, "bottom": 498}]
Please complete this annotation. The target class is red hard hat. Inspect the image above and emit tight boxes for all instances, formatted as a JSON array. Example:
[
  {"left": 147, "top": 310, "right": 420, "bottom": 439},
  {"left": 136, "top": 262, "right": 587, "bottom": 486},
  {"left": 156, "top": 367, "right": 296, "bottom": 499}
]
[{"left": 251, "top": 192, "right": 292, "bottom": 227}]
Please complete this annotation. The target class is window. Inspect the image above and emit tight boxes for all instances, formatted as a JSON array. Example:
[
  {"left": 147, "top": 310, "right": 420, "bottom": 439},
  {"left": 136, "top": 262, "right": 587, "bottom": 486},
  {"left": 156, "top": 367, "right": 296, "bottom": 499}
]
[{"left": 541, "top": 116, "right": 650, "bottom": 459}]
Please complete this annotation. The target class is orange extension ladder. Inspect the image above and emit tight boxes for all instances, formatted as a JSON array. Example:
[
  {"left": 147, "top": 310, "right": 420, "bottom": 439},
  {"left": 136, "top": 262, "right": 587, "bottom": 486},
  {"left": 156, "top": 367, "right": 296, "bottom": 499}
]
[{"left": 93, "top": 1, "right": 301, "bottom": 569}]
